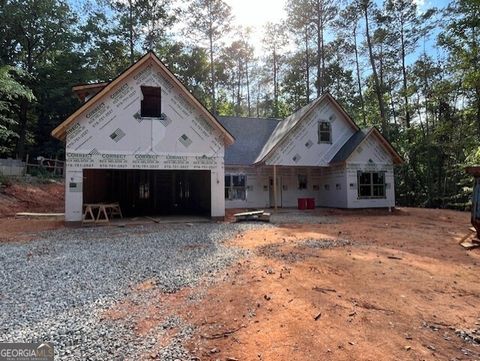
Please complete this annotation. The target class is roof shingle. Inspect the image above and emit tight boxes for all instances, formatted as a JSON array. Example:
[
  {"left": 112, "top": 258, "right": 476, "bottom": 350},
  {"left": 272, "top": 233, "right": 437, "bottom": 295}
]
[{"left": 218, "top": 116, "right": 281, "bottom": 165}]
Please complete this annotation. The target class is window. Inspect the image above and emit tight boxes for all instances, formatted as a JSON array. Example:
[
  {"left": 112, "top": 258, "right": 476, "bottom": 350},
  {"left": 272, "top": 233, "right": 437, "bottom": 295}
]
[
  {"left": 298, "top": 174, "right": 307, "bottom": 190},
  {"left": 140, "top": 86, "right": 162, "bottom": 117},
  {"left": 139, "top": 182, "right": 150, "bottom": 199},
  {"left": 225, "top": 174, "right": 246, "bottom": 200},
  {"left": 357, "top": 171, "right": 386, "bottom": 198},
  {"left": 318, "top": 121, "right": 332, "bottom": 143}
]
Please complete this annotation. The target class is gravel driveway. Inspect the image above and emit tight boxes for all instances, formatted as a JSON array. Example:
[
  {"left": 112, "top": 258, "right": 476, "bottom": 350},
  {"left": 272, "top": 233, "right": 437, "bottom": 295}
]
[{"left": 0, "top": 222, "right": 268, "bottom": 360}]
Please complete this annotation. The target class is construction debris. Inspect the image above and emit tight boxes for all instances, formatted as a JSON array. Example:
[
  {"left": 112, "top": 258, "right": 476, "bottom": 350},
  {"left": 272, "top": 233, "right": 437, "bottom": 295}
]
[
  {"left": 15, "top": 212, "right": 64, "bottom": 219},
  {"left": 234, "top": 210, "right": 271, "bottom": 222},
  {"left": 312, "top": 286, "right": 337, "bottom": 294}
]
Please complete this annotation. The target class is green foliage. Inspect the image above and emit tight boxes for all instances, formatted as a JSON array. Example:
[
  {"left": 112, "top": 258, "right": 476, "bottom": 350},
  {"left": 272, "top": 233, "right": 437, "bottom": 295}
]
[
  {"left": 0, "top": 0, "right": 478, "bottom": 211},
  {"left": 0, "top": 66, "right": 34, "bottom": 156}
]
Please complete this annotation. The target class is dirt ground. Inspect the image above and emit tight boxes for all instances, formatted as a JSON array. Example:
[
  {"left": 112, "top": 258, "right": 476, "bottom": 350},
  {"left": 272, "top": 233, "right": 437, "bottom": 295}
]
[
  {"left": 2, "top": 205, "right": 479, "bottom": 360},
  {"left": 105, "top": 207, "right": 480, "bottom": 361},
  {"left": 0, "top": 180, "right": 64, "bottom": 217},
  {"left": 0, "top": 180, "right": 64, "bottom": 242}
]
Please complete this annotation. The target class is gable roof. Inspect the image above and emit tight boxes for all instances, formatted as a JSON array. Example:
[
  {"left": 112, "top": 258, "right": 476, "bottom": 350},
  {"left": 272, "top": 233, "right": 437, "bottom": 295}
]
[
  {"left": 71, "top": 82, "right": 108, "bottom": 102},
  {"left": 253, "top": 92, "right": 360, "bottom": 164},
  {"left": 218, "top": 116, "right": 281, "bottom": 165},
  {"left": 51, "top": 52, "right": 235, "bottom": 145},
  {"left": 329, "top": 128, "right": 371, "bottom": 164},
  {"left": 330, "top": 127, "right": 404, "bottom": 165}
]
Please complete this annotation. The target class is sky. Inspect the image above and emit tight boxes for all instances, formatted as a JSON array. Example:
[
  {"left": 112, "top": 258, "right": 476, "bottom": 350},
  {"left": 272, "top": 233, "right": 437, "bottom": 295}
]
[
  {"left": 225, "top": 0, "right": 286, "bottom": 54},
  {"left": 225, "top": 0, "right": 450, "bottom": 56}
]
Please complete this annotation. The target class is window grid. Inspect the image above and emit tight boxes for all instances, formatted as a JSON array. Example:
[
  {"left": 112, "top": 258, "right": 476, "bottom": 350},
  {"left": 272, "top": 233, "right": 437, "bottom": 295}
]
[
  {"left": 357, "top": 171, "right": 386, "bottom": 199},
  {"left": 225, "top": 174, "right": 247, "bottom": 201},
  {"left": 318, "top": 121, "right": 332, "bottom": 143}
]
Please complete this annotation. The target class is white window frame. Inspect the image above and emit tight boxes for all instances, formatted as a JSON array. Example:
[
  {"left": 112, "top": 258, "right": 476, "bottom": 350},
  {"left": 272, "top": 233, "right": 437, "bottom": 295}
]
[
  {"left": 298, "top": 174, "right": 308, "bottom": 190},
  {"left": 318, "top": 121, "right": 332, "bottom": 144},
  {"left": 225, "top": 174, "right": 247, "bottom": 201}
]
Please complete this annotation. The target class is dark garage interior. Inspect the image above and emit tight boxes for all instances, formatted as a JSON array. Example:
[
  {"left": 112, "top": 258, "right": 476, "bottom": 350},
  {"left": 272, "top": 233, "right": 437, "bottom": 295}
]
[{"left": 83, "top": 169, "right": 211, "bottom": 217}]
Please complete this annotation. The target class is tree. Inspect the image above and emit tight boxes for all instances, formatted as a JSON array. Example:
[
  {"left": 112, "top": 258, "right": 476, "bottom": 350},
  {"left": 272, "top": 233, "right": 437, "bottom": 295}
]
[
  {"left": 285, "top": 0, "right": 314, "bottom": 104},
  {"left": 0, "top": 66, "right": 34, "bottom": 155},
  {"left": 185, "top": 0, "right": 233, "bottom": 115},
  {"left": 439, "top": 0, "right": 480, "bottom": 137},
  {"left": 385, "top": 0, "right": 435, "bottom": 128},
  {"left": 335, "top": 2, "right": 366, "bottom": 125},
  {"left": 156, "top": 40, "right": 211, "bottom": 106},
  {"left": 358, "top": 0, "right": 388, "bottom": 135},
  {"left": 263, "top": 22, "right": 288, "bottom": 118},
  {"left": 311, "top": 0, "right": 337, "bottom": 96},
  {"left": 0, "top": 0, "right": 76, "bottom": 159},
  {"left": 79, "top": 11, "right": 131, "bottom": 81}
]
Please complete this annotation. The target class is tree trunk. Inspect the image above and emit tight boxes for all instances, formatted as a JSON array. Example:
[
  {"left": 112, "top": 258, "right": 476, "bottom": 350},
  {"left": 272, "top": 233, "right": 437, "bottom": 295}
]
[
  {"left": 389, "top": 88, "right": 397, "bottom": 125},
  {"left": 273, "top": 48, "right": 278, "bottom": 118},
  {"left": 246, "top": 58, "right": 251, "bottom": 116},
  {"left": 476, "top": 87, "right": 480, "bottom": 138},
  {"left": 353, "top": 24, "right": 366, "bottom": 126},
  {"left": 129, "top": 0, "right": 134, "bottom": 64},
  {"left": 363, "top": 3, "right": 388, "bottom": 135},
  {"left": 400, "top": 27, "right": 411, "bottom": 128},
  {"left": 16, "top": 44, "right": 33, "bottom": 160},
  {"left": 15, "top": 99, "right": 28, "bottom": 160},
  {"left": 305, "top": 26, "right": 310, "bottom": 104},
  {"left": 320, "top": 23, "right": 325, "bottom": 93},
  {"left": 236, "top": 59, "right": 242, "bottom": 116},
  {"left": 208, "top": 15, "right": 216, "bottom": 115},
  {"left": 316, "top": 0, "right": 321, "bottom": 97}
]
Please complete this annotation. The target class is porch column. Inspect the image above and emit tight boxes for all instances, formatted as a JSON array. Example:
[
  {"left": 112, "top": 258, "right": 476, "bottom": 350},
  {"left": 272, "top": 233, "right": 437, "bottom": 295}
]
[{"left": 273, "top": 164, "right": 277, "bottom": 211}]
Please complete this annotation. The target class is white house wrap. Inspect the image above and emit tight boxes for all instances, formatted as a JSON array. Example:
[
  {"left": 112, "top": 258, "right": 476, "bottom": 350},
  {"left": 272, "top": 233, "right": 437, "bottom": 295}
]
[{"left": 52, "top": 52, "right": 403, "bottom": 223}]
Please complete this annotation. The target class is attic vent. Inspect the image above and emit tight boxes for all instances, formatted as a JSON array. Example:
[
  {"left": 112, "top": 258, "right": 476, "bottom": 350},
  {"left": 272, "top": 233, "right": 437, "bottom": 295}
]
[
  {"left": 110, "top": 128, "right": 126, "bottom": 142},
  {"left": 292, "top": 154, "right": 301, "bottom": 163},
  {"left": 141, "top": 86, "right": 162, "bottom": 117},
  {"left": 179, "top": 134, "right": 192, "bottom": 147}
]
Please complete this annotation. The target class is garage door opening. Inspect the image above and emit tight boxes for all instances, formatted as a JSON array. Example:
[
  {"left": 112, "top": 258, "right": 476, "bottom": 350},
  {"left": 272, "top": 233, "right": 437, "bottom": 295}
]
[{"left": 83, "top": 169, "right": 211, "bottom": 217}]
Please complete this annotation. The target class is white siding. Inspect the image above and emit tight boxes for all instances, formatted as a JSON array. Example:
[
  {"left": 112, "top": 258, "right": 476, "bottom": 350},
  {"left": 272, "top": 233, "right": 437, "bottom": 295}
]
[
  {"left": 265, "top": 99, "right": 356, "bottom": 166},
  {"left": 64, "top": 59, "right": 226, "bottom": 221},
  {"left": 225, "top": 165, "right": 340, "bottom": 209},
  {"left": 345, "top": 134, "right": 395, "bottom": 208},
  {"left": 224, "top": 166, "right": 270, "bottom": 209},
  {"left": 317, "top": 165, "right": 348, "bottom": 208}
]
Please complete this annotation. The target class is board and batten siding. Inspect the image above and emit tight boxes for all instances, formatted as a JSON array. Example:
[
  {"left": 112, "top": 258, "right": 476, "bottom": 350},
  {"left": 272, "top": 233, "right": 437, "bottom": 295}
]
[
  {"left": 64, "top": 59, "right": 226, "bottom": 222},
  {"left": 345, "top": 134, "right": 395, "bottom": 208},
  {"left": 225, "top": 165, "right": 347, "bottom": 209}
]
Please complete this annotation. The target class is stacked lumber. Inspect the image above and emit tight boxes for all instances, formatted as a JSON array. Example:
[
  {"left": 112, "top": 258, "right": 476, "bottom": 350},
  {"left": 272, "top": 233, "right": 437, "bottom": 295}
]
[{"left": 233, "top": 210, "right": 271, "bottom": 223}]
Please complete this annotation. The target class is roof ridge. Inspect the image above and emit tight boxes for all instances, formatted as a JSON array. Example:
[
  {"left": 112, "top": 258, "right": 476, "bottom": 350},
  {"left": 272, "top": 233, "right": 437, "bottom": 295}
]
[{"left": 218, "top": 116, "right": 282, "bottom": 121}]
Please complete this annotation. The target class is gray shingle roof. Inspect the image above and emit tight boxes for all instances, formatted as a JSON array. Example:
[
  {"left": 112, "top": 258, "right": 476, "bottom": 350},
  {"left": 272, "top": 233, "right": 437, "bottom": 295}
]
[
  {"left": 329, "top": 128, "right": 372, "bottom": 164},
  {"left": 218, "top": 116, "right": 281, "bottom": 165}
]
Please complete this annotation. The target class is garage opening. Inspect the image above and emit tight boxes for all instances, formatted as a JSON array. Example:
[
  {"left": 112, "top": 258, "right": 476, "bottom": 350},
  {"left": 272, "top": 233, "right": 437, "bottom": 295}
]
[{"left": 83, "top": 169, "right": 211, "bottom": 217}]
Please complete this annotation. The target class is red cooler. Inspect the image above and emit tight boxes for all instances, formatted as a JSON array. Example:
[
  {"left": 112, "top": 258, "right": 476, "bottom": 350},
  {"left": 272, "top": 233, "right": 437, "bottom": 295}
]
[
  {"left": 307, "top": 198, "right": 315, "bottom": 209},
  {"left": 298, "top": 198, "right": 307, "bottom": 210}
]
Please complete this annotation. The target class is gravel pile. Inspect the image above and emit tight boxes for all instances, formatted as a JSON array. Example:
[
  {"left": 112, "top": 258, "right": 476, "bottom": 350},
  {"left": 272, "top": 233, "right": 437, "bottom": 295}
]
[
  {"left": 258, "top": 238, "right": 352, "bottom": 263},
  {"left": 300, "top": 238, "right": 352, "bottom": 249},
  {"left": 270, "top": 211, "right": 337, "bottom": 225},
  {"left": 0, "top": 222, "right": 267, "bottom": 360}
]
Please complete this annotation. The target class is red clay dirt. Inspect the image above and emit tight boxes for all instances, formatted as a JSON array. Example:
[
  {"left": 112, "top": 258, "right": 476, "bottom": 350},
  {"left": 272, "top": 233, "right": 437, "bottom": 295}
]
[
  {"left": 105, "top": 207, "right": 480, "bottom": 361},
  {"left": 0, "top": 180, "right": 64, "bottom": 241}
]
